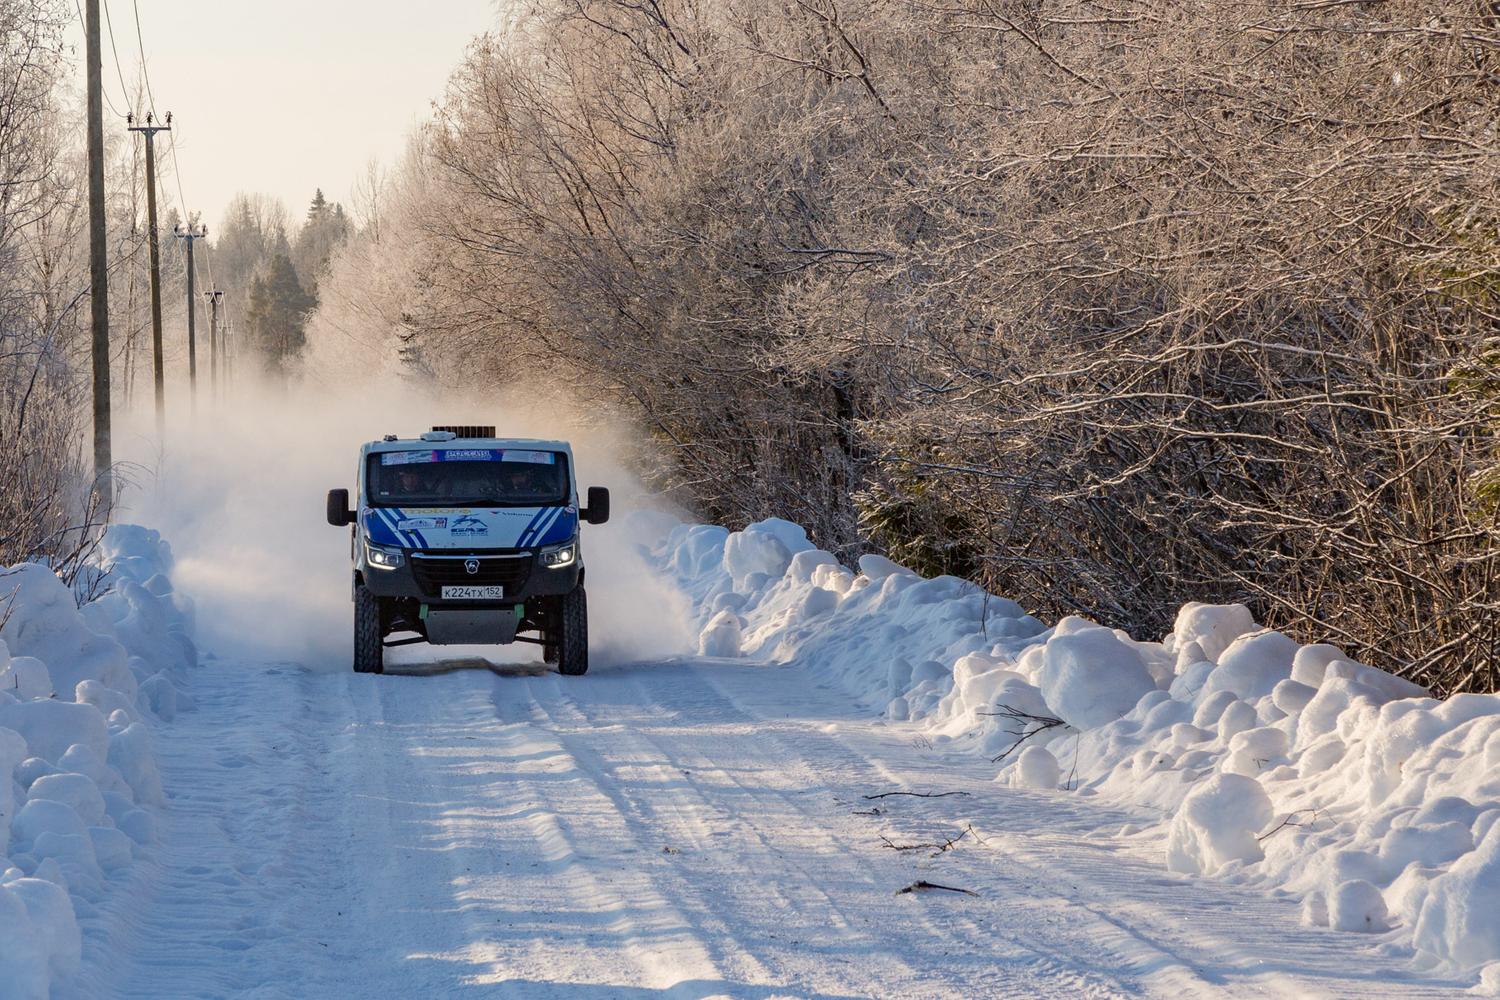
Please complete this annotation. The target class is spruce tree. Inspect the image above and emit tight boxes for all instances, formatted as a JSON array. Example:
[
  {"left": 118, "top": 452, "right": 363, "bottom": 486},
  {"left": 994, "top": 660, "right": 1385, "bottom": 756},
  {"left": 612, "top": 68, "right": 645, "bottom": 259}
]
[
  {"left": 246, "top": 253, "right": 315, "bottom": 375},
  {"left": 291, "top": 188, "right": 350, "bottom": 299}
]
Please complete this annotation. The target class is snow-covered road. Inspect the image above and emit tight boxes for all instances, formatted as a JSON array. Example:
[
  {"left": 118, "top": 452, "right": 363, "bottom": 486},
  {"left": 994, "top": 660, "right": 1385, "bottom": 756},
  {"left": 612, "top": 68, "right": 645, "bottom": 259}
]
[{"left": 76, "top": 651, "right": 1463, "bottom": 999}]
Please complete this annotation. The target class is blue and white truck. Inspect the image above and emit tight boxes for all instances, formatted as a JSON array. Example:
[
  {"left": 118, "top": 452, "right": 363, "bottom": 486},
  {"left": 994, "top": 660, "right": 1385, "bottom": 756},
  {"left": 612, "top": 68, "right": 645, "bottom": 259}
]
[{"left": 325, "top": 426, "right": 610, "bottom": 675}]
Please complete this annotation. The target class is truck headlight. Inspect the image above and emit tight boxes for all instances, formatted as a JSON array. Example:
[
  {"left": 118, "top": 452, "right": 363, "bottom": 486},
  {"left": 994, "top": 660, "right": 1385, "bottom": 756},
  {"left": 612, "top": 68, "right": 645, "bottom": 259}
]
[
  {"left": 540, "top": 542, "right": 576, "bottom": 568},
  {"left": 365, "top": 541, "right": 404, "bottom": 570}
]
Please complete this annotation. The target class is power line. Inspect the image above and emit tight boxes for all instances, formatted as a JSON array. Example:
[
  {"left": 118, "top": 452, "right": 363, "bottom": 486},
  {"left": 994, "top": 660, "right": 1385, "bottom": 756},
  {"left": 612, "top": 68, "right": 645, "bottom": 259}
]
[
  {"left": 165, "top": 132, "right": 215, "bottom": 287},
  {"left": 125, "top": 0, "right": 218, "bottom": 315},
  {"left": 129, "top": 0, "right": 157, "bottom": 116},
  {"left": 100, "top": 0, "right": 134, "bottom": 115},
  {"left": 73, "top": 0, "right": 126, "bottom": 117}
]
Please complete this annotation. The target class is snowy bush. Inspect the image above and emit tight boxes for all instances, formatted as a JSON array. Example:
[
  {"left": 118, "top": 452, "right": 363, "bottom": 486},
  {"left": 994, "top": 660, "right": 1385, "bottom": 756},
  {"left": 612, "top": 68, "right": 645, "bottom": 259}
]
[
  {"left": 1165, "top": 773, "right": 1272, "bottom": 875},
  {"left": 0, "top": 525, "right": 192, "bottom": 997},
  {"left": 698, "top": 610, "right": 744, "bottom": 658},
  {"left": 1037, "top": 627, "right": 1156, "bottom": 730},
  {"left": 1013, "top": 746, "right": 1060, "bottom": 790},
  {"left": 1329, "top": 880, "right": 1391, "bottom": 933}
]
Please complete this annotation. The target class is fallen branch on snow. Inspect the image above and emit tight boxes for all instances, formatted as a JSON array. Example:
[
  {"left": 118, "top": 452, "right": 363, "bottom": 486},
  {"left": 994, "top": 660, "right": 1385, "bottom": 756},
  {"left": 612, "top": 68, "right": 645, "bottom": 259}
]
[
  {"left": 862, "top": 790, "right": 972, "bottom": 800},
  {"left": 896, "top": 880, "right": 979, "bottom": 897}
]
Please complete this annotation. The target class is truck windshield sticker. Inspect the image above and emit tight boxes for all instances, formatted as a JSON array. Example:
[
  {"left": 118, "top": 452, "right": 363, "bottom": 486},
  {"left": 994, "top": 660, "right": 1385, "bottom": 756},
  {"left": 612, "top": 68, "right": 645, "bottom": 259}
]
[
  {"left": 381, "top": 450, "right": 437, "bottom": 465},
  {"left": 380, "top": 449, "right": 557, "bottom": 465}
]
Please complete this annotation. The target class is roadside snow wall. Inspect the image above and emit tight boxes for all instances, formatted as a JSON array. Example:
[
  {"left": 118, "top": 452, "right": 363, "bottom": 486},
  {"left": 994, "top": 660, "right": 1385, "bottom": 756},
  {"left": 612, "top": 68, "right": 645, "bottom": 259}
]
[
  {"left": 0, "top": 525, "right": 193, "bottom": 998},
  {"left": 653, "top": 518, "right": 1500, "bottom": 983}
]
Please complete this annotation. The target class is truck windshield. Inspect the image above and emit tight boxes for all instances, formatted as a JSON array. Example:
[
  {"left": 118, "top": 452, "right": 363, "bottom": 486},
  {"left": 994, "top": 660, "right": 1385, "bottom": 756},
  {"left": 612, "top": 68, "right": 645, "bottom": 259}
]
[{"left": 366, "top": 449, "right": 569, "bottom": 507}]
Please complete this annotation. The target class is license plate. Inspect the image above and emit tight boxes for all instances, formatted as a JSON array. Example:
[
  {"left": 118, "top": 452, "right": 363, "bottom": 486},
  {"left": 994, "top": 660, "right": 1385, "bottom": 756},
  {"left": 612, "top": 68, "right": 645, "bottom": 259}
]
[{"left": 441, "top": 585, "right": 505, "bottom": 600}]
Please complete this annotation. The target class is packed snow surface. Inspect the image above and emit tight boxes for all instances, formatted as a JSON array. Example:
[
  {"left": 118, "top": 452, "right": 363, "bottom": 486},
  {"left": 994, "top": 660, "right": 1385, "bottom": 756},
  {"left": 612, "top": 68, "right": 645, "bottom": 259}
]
[{"left": 16, "top": 512, "right": 1494, "bottom": 996}]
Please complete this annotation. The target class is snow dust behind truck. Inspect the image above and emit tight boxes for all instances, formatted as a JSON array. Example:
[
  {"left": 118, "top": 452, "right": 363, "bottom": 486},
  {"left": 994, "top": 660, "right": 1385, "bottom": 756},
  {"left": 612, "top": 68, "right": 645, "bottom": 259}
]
[{"left": 325, "top": 427, "right": 610, "bottom": 675}]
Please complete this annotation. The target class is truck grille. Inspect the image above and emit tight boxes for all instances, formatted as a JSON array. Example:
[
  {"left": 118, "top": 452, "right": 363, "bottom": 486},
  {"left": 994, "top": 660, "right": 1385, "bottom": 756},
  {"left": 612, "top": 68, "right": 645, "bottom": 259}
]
[{"left": 409, "top": 553, "right": 532, "bottom": 598}]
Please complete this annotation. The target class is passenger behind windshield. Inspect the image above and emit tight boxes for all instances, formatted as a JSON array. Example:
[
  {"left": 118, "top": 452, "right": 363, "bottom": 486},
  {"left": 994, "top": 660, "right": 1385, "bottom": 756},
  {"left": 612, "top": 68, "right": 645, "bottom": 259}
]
[{"left": 368, "top": 454, "right": 568, "bottom": 506}]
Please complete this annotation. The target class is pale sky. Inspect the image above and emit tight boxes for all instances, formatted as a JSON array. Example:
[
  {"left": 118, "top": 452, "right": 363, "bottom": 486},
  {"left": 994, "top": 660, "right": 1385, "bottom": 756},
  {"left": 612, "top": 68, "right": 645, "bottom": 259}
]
[{"left": 68, "top": 1, "right": 500, "bottom": 233}]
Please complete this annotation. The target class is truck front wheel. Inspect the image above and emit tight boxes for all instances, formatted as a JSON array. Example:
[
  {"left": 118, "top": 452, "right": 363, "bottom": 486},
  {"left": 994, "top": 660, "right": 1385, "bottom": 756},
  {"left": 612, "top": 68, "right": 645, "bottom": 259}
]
[
  {"left": 353, "top": 583, "right": 385, "bottom": 674},
  {"left": 556, "top": 586, "right": 588, "bottom": 676}
]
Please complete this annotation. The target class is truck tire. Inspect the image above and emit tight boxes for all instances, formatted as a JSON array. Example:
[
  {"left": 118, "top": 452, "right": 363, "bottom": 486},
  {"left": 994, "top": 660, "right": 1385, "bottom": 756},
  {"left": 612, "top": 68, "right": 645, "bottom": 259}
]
[
  {"left": 353, "top": 583, "right": 384, "bottom": 674},
  {"left": 556, "top": 586, "right": 588, "bottom": 676}
]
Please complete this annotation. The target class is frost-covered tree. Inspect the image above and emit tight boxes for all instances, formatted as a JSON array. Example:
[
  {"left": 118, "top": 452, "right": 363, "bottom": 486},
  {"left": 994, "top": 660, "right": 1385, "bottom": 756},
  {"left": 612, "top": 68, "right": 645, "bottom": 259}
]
[{"left": 0, "top": 0, "right": 104, "bottom": 574}]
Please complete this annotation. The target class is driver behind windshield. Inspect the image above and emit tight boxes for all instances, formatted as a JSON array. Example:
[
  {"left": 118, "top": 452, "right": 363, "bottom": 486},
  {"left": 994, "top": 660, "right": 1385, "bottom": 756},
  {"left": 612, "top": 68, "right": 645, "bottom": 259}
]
[
  {"left": 393, "top": 466, "right": 425, "bottom": 496},
  {"left": 499, "top": 465, "right": 547, "bottom": 501},
  {"left": 385, "top": 463, "right": 448, "bottom": 499}
]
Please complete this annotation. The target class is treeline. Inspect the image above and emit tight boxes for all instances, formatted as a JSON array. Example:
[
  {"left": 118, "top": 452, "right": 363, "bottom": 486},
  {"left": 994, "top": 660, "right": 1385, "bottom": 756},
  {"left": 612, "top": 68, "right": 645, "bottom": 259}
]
[
  {"left": 305, "top": 0, "right": 1499, "bottom": 693},
  {"left": 212, "top": 189, "right": 349, "bottom": 376}
]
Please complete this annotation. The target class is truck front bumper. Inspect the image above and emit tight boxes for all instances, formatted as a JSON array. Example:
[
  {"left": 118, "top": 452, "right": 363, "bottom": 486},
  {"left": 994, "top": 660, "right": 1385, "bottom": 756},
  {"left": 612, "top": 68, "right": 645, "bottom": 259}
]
[{"left": 360, "top": 548, "right": 580, "bottom": 606}]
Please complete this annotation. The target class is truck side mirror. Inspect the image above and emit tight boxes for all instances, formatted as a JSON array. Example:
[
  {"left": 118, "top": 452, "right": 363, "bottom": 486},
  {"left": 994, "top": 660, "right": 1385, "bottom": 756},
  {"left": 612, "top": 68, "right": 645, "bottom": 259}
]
[
  {"left": 582, "top": 486, "right": 610, "bottom": 525},
  {"left": 326, "top": 488, "right": 354, "bottom": 527}
]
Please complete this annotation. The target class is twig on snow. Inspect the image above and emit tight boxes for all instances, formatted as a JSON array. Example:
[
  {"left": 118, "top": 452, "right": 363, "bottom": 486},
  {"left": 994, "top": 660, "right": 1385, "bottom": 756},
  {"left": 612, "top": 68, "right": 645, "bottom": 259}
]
[
  {"left": 979, "top": 704, "right": 1068, "bottom": 763},
  {"left": 1257, "top": 809, "right": 1320, "bottom": 842},
  {"left": 880, "top": 824, "right": 983, "bottom": 857}
]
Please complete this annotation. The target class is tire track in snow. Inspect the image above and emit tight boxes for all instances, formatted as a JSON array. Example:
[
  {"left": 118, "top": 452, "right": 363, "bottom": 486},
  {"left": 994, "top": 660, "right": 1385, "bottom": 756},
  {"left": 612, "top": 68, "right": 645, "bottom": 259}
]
[
  {"left": 508, "top": 663, "right": 1128, "bottom": 999},
  {"left": 463, "top": 669, "right": 735, "bottom": 994},
  {"left": 505, "top": 673, "right": 870, "bottom": 996}
]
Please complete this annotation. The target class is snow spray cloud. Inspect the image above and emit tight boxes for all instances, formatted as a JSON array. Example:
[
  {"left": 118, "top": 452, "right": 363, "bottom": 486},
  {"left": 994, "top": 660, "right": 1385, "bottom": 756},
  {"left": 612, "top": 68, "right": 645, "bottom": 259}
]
[{"left": 114, "top": 376, "right": 694, "bottom": 670}]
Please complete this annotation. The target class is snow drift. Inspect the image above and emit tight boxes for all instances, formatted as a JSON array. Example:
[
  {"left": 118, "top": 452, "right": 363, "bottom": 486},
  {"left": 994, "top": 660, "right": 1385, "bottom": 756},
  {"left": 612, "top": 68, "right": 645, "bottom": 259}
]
[
  {"left": 0, "top": 526, "right": 193, "bottom": 998},
  {"left": 650, "top": 517, "right": 1500, "bottom": 983}
]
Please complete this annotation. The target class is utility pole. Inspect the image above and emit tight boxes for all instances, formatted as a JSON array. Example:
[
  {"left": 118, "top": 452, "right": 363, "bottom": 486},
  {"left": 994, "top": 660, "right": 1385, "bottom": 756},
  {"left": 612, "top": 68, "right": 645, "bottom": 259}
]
[
  {"left": 85, "top": 0, "right": 112, "bottom": 501},
  {"left": 127, "top": 111, "right": 171, "bottom": 434},
  {"left": 205, "top": 288, "right": 223, "bottom": 397},
  {"left": 174, "top": 221, "right": 206, "bottom": 409}
]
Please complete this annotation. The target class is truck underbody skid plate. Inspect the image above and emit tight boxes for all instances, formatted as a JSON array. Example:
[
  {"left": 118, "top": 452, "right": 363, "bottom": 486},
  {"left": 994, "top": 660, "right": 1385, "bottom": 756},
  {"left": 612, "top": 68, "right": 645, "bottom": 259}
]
[{"left": 423, "top": 608, "right": 520, "bottom": 645}]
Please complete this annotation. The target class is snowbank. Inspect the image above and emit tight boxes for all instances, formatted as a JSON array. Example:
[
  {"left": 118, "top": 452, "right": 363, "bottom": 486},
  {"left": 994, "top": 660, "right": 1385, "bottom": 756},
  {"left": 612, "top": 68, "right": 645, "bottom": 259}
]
[
  {"left": 0, "top": 525, "right": 193, "bottom": 998},
  {"left": 653, "top": 518, "right": 1500, "bottom": 980}
]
